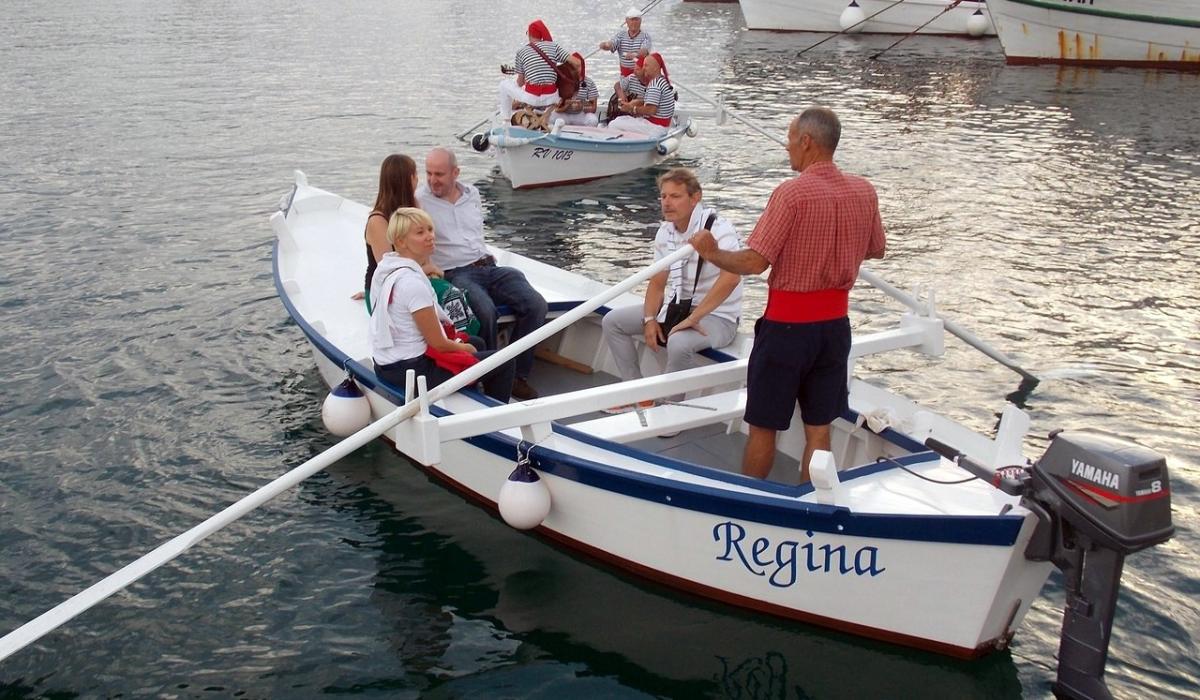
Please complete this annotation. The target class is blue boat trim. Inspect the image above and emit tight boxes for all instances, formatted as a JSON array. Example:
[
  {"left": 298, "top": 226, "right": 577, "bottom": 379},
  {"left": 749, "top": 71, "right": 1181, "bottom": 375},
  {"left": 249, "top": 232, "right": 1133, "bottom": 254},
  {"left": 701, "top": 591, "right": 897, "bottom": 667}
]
[{"left": 275, "top": 240, "right": 1025, "bottom": 548}]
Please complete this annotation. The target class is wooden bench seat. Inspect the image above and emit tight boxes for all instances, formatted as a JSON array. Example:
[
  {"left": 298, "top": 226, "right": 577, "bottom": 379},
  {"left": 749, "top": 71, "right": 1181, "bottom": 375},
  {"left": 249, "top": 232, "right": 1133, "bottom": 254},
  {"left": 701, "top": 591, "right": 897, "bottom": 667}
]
[{"left": 570, "top": 389, "right": 746, "bottom": 444}]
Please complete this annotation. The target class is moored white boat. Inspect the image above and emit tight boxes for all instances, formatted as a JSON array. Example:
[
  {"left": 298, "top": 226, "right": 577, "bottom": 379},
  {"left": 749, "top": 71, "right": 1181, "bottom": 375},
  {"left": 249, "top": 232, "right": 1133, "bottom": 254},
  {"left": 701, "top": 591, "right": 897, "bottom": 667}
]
[
  {"left": 271, "top": 172, "right": 1173, "bottom": 696},
  {"left": 474, "top": 116, "right": 695, "bottom": 189},
  {"left": 740, "top": 0, "right": 996, "bottom": 35},
  {"left": 986, "top": 0, "right": 1200, "bottom": 69}
]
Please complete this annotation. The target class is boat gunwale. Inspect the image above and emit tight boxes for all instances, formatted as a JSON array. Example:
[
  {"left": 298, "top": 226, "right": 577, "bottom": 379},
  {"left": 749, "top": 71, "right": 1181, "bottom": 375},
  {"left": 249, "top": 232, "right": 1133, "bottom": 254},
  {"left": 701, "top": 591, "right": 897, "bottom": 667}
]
[
  {"left": 997, "top": 0, "right": 1200, "bottom": 29},
  {"left": 273, "top": 229, "right": 1027, "bottom": 548}
]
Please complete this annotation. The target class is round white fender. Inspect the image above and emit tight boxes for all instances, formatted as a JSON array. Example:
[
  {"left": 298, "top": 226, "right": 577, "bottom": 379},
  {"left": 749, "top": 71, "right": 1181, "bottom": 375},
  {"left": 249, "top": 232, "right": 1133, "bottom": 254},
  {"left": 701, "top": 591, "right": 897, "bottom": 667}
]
[
  {"left": 966, "top": 9, "right": 990, "bottom": 37},
  {"left": 656, "top": 137, "right": 681, "bottom": 156},
  {"left": 840, "top": 1, "right": 866, "bottom": 33},
  {"left": 498, "top": 463, "right": 551, "bottom": 530},
  {"left": 322, "top": 377, "right": 372, "bottom": 436}
]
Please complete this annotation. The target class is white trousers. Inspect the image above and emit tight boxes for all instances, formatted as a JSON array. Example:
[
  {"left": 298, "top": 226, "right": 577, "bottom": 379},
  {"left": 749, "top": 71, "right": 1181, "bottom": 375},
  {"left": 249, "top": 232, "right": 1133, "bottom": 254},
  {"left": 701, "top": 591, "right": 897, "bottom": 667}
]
[
  {"left": 550, "top": 111, "right": 599, "bottom": 127},
  {"left": 602, "top": 304, "right": 738, "bottom": 398},
  {"left": 606, "top": 115, "right": 668, "bottom": 137},
  {"left": 498, "top": 77, "right": 560, "bottom": 118}
]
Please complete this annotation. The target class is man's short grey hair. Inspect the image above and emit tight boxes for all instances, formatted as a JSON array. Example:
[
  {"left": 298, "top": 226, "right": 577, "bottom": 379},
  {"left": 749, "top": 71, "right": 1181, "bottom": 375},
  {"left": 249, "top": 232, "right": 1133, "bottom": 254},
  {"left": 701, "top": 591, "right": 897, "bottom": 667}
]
[
  {"left": 429, "top": 146, "right": 458, "bottom": 169},
  {"left": 794, "top": 107, "right": 841, "bottom": 153}
]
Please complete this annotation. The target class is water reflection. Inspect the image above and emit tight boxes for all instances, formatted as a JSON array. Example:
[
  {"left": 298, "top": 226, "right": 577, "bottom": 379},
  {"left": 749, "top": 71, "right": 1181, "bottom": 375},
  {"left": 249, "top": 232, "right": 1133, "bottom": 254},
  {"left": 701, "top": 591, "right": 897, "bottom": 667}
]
[{"left": 328, "top": 450, "right": 1023, "bottom": 699}]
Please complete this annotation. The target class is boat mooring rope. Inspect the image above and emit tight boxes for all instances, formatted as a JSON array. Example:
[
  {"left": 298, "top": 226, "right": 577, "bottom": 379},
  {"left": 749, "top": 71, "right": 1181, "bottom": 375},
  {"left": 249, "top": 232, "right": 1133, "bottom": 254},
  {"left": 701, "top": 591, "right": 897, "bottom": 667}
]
[{"left": 796, "top": 0, "right": 912, "bottom": 57}]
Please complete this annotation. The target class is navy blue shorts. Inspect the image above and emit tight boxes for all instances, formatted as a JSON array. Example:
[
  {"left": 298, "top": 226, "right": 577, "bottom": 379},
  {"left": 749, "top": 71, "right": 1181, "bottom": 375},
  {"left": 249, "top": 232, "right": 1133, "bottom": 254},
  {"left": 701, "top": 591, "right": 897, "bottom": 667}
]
[{"left": 744, "top": 317, "right": 851, "bottom": 431}]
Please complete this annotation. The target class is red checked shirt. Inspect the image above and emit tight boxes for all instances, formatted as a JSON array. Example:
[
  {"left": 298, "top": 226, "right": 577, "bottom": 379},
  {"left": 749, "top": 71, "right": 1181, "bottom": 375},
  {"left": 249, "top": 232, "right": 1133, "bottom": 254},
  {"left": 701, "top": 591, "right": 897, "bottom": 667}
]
[{"left": 747, "top": 161, "right": 886, "bottom": 291}]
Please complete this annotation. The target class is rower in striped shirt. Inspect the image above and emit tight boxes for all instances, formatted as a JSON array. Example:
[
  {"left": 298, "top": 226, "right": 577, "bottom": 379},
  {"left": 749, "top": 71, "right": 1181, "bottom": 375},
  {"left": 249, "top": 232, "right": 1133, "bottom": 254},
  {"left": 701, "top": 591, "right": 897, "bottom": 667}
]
[
  {"left": 599, "top": 8, "right": 653, "bottom": 77},
  {"left": 551, "top": 53, "right": 600, "bottom": 127},
  {"left": 497, "top": 19, "right": 571, "bottom": 120},
  {"left": 608, "top": 53, "right": 675, "bottom": 137}
]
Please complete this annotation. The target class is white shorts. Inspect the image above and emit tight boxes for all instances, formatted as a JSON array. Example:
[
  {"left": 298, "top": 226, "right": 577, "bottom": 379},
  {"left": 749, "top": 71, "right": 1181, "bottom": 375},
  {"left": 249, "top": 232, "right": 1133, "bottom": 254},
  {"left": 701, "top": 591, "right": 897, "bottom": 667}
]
[{"left": 606, "top": 115, "right": 668, "bottom": 137}]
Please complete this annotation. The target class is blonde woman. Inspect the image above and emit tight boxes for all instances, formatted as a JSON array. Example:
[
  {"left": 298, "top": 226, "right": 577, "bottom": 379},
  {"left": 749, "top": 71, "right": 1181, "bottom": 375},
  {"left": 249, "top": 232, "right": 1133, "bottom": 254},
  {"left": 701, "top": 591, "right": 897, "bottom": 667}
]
[{"left": 370, "top": 208, "right": 515, "bottom": 402}]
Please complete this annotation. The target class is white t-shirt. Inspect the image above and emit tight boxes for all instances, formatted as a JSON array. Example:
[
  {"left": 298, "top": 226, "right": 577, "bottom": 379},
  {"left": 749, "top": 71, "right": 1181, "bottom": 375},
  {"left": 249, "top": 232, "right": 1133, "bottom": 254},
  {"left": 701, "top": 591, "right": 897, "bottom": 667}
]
[
  {"left": 653, "top": 205, "right": 743, "bottom": 324},
  {"left": 370, "top": 257, "right": 449, "bottom": 364}
]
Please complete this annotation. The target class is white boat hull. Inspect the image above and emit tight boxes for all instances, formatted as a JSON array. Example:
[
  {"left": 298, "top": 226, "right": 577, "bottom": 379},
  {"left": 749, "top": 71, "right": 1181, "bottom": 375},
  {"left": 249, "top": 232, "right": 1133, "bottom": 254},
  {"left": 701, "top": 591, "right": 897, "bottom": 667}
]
[
  {"left": 273, "top": 175, "right": 1054, "bottom": 657},
  {"left": 739, "top": 0, "right": 996, "bottom": 35},
  {"left": 986, "top": 0, "right": 1200, "bottom": 69},
  {"left": 490, "top": 119, "right": 693, "bottom": 189}
]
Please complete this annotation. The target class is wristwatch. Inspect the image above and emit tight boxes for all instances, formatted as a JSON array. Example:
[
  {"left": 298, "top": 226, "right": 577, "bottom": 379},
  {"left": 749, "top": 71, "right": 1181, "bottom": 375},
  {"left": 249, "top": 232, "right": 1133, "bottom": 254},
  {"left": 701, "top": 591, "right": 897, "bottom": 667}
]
[{"left": 643, "top": 315, "right": 656, "bottom": 324}]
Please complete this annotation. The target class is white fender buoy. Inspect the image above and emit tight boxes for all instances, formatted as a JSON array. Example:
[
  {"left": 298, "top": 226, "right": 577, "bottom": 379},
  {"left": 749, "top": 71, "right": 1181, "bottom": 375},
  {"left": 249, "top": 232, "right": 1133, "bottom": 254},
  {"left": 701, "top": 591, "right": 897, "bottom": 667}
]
[
  {"left": 839, "top": 1, "right": 866, "bottom": 33},
  {"left": 656, "top": 137, "right": 681, "bottom": 156},
  {"left": 321, "top": 377, "right": 371, "bottom": 436},
  {"left": 685, "top": 122, "right": 698, "bottom": 138},
  {"left": 470, "top": 133, "right": 490, "bottom": 152},
  {"left": 966, "top": 9, "right": 989, "bottom": 38},
  {"left": 498, "top": 462, "right": 551, "bottom": 530}
]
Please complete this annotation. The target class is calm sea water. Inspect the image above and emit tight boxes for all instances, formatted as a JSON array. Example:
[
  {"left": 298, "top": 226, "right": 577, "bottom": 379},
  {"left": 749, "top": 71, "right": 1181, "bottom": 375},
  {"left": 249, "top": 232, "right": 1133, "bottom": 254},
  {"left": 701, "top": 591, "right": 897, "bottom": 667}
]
[{"left": 1, "top": 1, "right": 1197, "bottom": 697}]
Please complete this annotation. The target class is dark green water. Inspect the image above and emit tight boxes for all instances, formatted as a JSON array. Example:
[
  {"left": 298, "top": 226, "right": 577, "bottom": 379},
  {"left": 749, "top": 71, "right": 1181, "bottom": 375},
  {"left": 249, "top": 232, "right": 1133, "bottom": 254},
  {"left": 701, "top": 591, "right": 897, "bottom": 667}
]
[{"left": 1, "top": 1, "right": 1197, "bottom": 697}]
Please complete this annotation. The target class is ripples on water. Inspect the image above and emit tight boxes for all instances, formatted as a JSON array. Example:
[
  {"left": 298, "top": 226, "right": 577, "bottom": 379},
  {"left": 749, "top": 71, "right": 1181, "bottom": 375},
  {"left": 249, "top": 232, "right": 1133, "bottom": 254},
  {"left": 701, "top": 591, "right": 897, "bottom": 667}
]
[{"left": 1, "top": 0, "right": 1197, "bottom": 697}]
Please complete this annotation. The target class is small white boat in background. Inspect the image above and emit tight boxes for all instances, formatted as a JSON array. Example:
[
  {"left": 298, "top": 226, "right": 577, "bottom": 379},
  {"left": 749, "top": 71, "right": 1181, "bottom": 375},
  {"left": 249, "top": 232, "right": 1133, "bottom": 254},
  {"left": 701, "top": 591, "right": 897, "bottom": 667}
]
[
  {"left": 271, "top": 172, "right": 1174, "bottom": 699},
  {"left": 986, "top": 0, "right": 1200, "bottom": 69},
  {"left": 470, "top": 115, "right": 696, "bottom": 189},
  {"left": 740, "top": 0, "right": 995, "bottom": 36}
]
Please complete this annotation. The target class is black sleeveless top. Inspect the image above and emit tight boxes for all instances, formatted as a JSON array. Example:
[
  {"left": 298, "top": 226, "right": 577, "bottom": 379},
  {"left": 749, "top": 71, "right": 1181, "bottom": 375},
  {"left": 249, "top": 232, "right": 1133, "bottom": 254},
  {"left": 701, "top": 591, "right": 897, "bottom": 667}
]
[{"left": 364, "top": 210, "right": 387, "bottom": 292}]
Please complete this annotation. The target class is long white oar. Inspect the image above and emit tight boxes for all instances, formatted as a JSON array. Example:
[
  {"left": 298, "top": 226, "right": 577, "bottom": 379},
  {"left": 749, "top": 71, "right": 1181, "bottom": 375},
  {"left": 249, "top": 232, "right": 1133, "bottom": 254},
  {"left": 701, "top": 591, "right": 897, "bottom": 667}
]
[
  {"left": 0, "top": 244, "right": 696, "bottom": 664},
  {"left": 674, "top": 81, "right": 1037, "bottom": 383},
  {"left": 454, "top": 0, "right": 669, "bottom": 142}
]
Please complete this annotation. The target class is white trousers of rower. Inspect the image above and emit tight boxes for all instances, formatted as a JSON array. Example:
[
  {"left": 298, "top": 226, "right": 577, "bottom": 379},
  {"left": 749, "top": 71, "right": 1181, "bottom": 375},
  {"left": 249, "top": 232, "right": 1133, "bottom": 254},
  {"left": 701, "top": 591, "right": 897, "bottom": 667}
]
[
  {"left": 602, "top": 304, "right": 737, "bottom": 400},
  {"left": 498, "top": 77, "right": 560, "bottom": 119},
  {"left": 606, "top": 115, "right": 668, "bottom": 137},
  {"left": 549, "top": 111, "right": 599, "bottom": 127}
]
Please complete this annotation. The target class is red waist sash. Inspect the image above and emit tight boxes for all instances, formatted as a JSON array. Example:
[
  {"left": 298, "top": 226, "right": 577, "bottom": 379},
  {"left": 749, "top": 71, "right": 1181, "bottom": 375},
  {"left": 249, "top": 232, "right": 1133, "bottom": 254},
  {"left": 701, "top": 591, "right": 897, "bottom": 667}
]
[
  {"left": 647, "top": 115, "right": 671, "bottom": 127},
  {"left": 620, "top": 66, "right": 634, "bottom": 77},
  {"left": 764, "top": 288, "right": 849, "bottom": 323},
  {"left": 524, "top": 82, "right": 557, "bottom": 96}
]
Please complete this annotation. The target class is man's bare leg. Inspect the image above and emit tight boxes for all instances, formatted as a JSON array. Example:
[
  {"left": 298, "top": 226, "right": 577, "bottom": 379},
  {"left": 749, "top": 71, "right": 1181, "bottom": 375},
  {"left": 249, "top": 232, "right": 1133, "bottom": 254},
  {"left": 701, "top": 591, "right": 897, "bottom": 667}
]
[
  {"left": 742, "top": 424, "right": 778, "bottom": 479},
  {"left": 800, "top": 423, "right": 832, "bottom": 483}
]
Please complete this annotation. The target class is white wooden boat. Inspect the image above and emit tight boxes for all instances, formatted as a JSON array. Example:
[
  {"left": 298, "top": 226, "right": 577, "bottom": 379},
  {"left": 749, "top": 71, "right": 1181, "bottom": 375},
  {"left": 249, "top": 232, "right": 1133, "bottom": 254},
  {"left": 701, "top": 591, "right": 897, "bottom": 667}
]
[
  {"left": 471, "top": 115, "right": 696, "bottom": 189},
  {"left": 271, "top": 172, "right": 1173, "bottom": 698},
  {"left": 739, "top": 0, "right": 996, "bottom": 35},
  {"left": 986, "top": 0, "right": 1200, "bottom": 69}
]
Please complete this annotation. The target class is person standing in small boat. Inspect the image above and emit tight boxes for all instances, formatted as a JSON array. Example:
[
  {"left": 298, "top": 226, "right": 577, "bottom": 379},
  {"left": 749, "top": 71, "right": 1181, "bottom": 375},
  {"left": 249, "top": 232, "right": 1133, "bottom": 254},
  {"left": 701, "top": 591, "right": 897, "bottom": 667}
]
[
  {"left": 689, "top": 107, "right": 886, "bottom": 482},
  {"left": 599, "top": 7, "right": 652, "bottom": 78},
  {"left": 416, "top": 147, "right": 547, "bottom": 401},
  {"left": 608, "top": 53, "right": 674, "bottom": 137},
  {"left": 550, "top": 52, "right": 599, "bottom": 127},
  {"left": 602, "top": 168, "right": 743, "bottom": 403},
  {"left": 354, "top": 153, "right": 420, "bottom": 311},
  {"left": 370, "top": 208, "right": 515, "bottom": 403},
  {"left": 498, "top": 19, "right": 571, "bottom": 121}
]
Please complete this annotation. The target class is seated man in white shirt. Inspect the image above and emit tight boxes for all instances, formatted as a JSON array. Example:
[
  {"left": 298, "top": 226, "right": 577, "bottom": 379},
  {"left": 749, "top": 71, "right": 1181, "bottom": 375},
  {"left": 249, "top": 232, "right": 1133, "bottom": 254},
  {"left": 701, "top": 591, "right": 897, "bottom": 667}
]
[
  {"left": 602, "top": 168, "right": 743, "bottom": 408},
  {"left": 416, "top": 147, "right": 548, "bottom": 400}
]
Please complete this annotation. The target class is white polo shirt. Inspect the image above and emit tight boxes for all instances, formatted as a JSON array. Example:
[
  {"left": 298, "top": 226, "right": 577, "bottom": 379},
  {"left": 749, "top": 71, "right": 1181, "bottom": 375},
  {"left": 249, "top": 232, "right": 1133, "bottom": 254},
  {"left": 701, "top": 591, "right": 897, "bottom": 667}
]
[
  {"left": 416, "top": 182, "right": 491, "bottom": 271},
  {"left": 369, "top": 255, "right": 450, "bottom": 364},
  {"left": 653, "top": 204, "right": 743, "bottom": 324}
]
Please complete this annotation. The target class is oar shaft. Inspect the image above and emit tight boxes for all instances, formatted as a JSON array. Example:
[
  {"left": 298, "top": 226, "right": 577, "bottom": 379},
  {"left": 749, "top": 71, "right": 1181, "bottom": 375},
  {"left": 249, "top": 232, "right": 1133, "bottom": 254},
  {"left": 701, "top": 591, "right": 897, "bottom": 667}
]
[
  {"left": 857, "top": 267, "right": 1038, "bottom": 382},
  {"left": 674, "top": 82, "right": 787, "bottom": 148},
  {"left": 0, "top": 244, "right": 696, "bottom": 664}
]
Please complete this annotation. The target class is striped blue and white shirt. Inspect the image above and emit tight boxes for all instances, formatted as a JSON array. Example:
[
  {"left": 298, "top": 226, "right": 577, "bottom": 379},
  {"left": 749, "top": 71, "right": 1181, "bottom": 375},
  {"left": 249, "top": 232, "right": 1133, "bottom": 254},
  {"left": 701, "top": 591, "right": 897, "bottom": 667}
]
[
  {"left": 643, "top": 76, "right": 675, "bottom": 122},
  {"left": 608, "top": 30, "right": 652, "bottom": 73},
  {"left": 619, "top": 73, "right": 647, "bottom": 100},
  {"left": 577, "top": 76, "right": 599, "bottom": 103},
  {"left": 515, "top": 41, "right": 570, "bottom": 86}
]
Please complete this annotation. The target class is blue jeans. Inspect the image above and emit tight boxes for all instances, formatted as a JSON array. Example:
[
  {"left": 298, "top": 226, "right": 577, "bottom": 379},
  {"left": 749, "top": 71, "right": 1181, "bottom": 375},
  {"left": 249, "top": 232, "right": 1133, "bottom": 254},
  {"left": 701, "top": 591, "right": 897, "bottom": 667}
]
[{"left": 445, "top": 263, "right": 547, "bottom": 380}]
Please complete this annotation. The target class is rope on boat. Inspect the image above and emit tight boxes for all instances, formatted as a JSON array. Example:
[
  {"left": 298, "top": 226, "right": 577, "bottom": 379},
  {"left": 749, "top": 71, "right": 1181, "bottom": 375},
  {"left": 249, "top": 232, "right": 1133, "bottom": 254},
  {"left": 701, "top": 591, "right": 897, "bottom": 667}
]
[
  {"left": 869, "top": 0, "right": 965, "bottom": 60},
  {"left": 796, "top": 0, "right": 912, "bottom": 57}
]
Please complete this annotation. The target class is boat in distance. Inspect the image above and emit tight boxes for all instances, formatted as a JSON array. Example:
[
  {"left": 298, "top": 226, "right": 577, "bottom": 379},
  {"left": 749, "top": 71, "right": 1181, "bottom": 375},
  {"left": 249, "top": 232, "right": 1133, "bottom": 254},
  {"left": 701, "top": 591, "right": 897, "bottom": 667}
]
[
  {"left": 271, "top": 172, "right": 1173, "bottom": 699},
  {"left": 739, "top": 0, "right": 996, "bottom": 36},
  {"left": 985, "top": 0, "right": 1200, "bottom": 69}
]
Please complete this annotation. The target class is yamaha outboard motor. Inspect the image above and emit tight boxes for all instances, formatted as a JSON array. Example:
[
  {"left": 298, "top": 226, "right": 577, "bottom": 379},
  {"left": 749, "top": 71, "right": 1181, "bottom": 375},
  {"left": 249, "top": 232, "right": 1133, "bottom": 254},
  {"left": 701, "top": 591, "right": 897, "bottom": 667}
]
[{"left": 927, "top": 431, "right": 1174, "bottom": 700}]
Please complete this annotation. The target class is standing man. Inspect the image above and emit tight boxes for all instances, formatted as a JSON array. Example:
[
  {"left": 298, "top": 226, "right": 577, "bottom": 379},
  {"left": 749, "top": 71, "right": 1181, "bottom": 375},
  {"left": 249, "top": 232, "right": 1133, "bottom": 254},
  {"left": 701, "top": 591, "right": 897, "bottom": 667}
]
[
  {"left": 602, "top": 168, "right": 743, "bottom": 399},
  {"left": 689, "top": 107, "right": 886, "bottom": 482},
  {"left": 417, "top": 147, "right": 548, "bottom": 400},
  {"left": 599, "top": 7, "right": 653, "bottom": 78}
]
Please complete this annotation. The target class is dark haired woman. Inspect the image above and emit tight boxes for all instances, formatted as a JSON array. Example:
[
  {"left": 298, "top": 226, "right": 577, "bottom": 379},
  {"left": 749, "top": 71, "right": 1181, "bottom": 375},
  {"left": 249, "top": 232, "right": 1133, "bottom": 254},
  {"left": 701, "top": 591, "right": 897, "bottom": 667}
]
[{"left": 354, "top": 153, "right": 419, "bottom": 310}]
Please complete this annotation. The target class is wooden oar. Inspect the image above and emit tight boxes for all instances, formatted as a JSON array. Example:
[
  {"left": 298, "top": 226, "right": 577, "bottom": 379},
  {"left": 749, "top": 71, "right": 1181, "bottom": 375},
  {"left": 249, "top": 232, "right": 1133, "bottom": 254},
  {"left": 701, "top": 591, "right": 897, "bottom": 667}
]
[
  {"left": 0, "top": 243, "right": 697, "bottom": 663},
  {"left": 454, "top": 0, "right": 670, "bottom": 142},
  {"left": 672, "top": 81, "right": 1037, "bottom": 384}
]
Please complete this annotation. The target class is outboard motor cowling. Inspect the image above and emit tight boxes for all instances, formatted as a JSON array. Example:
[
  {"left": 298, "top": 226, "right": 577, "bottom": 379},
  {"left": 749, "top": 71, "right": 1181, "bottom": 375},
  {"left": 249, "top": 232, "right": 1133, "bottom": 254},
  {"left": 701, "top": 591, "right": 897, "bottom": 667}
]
[{"left": 926, "top": 432, "right": 1174, "bottom": 700}]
